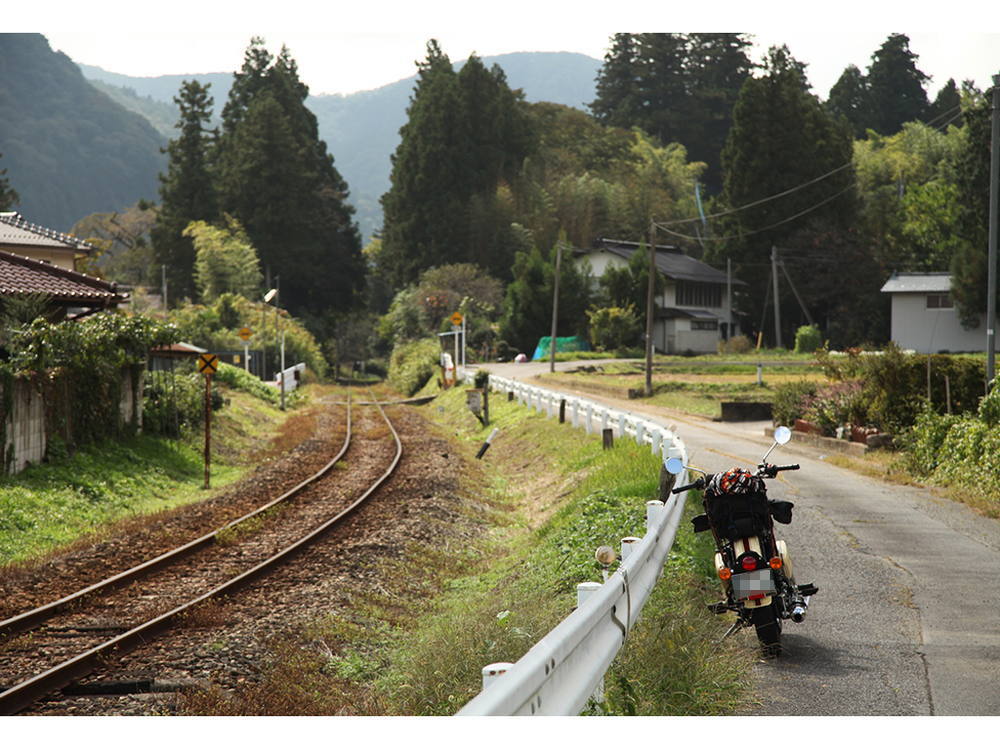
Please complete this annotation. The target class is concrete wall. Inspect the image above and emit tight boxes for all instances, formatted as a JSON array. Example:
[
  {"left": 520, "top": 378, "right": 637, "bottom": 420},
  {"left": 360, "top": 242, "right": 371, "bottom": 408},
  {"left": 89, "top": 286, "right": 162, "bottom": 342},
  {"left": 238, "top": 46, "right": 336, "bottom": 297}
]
[
  {"left": 890, "top": 294, "right": 985, "bottom": 353},
  {"left": 2, "top": 368, "right": 142, "bottom": 475}
]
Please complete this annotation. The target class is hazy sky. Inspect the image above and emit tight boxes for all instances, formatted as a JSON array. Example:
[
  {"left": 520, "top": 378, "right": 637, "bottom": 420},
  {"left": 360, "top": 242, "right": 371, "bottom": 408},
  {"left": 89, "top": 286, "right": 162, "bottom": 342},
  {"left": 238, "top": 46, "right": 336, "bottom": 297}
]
[{"left": 23, "top": 2, "right": 1000, "bottom": 99}]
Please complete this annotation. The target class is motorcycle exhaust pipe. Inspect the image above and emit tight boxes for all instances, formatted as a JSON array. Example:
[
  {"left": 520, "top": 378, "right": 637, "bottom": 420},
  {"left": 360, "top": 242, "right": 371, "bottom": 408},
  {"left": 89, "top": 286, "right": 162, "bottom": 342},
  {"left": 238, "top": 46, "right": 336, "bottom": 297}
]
[{"left": 791, "top": 606, "right": 806, "bottom": 623}]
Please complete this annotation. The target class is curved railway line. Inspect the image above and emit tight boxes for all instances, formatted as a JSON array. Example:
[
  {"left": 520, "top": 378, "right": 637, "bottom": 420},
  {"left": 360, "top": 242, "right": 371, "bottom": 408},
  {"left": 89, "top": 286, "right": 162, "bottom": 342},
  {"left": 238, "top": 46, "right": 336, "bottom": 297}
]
[{"left": 0, "top": 389, "right": 404, "bottom": 715}]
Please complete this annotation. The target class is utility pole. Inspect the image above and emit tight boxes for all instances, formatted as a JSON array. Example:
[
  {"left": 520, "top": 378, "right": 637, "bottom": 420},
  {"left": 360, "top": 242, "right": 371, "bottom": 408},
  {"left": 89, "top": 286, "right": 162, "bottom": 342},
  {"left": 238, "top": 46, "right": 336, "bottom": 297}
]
[
  {"left": 550, "top": 240, "right": 562, "bottom": 373},
  {"left": 771, "top": 246, "right": 783, "bottom": 349},
  {"left": 726, "top": 257, "right": 733, "bottom": 340},
  {"left": 645, "top": 220, "right": 656, "bottom": 397},
  {"left": 161, "top": 265, "right": 167, "bottom": 310},
  {"left": 987, "top": 74, "right": 1000, "bottom": 388}
]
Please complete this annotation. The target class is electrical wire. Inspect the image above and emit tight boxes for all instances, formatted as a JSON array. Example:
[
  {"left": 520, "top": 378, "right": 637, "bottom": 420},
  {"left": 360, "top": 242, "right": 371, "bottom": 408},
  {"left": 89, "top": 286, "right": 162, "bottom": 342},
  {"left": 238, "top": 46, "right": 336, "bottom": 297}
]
[
  {"left": 652, "top": 102, "right": 968, "bottom": 233},
  {"left": 655, "top": 183, "right": 856, "bottom": 242}
]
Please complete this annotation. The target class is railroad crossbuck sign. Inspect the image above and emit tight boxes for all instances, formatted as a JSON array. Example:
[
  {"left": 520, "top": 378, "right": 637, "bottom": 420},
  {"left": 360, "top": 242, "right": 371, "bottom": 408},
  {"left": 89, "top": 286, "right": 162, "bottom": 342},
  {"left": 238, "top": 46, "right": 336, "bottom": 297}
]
[
  {"left": 197, "top": 353, "right": 219, "bottom": 375},
  {"left": 450, "top": 311, "right": 463, "bottom": 326}
]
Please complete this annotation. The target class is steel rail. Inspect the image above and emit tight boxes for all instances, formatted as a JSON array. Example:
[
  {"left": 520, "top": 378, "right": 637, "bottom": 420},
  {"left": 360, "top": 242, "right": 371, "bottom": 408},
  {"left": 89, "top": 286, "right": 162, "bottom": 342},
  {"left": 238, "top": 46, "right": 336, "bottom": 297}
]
[
  {"left": 0, "top": 394, "right": 354, "bottom": 642},
  {"left": 0, "top": 391, "right": 402, "bottom": 715}
]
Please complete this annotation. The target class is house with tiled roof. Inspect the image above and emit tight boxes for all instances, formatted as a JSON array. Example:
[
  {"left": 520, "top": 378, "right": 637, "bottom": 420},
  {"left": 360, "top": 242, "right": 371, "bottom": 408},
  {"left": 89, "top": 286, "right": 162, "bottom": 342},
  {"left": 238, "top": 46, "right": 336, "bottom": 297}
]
[
  {"left": 575, "top": 238, "right": 747, "bottom": 354},
  {"left": 0, "top": 248, "right": 127, "bottom": 320},
  {"left": 0, "top": 211, "right": 95, "bottom": 271}
]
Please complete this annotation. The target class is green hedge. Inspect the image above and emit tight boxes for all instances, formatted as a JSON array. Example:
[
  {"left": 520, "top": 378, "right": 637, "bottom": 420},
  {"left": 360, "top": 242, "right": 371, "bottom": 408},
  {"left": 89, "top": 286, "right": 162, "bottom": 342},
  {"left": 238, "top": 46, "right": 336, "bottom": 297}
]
[{"left": 388, "top": 338, "right": 440, "bottom": 396}]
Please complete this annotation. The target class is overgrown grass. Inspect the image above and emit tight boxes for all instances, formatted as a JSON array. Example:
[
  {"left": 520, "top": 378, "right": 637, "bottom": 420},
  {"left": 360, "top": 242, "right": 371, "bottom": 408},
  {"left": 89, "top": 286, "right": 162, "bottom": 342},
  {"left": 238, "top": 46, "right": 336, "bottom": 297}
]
[
  {"left": 186, "top": 381, "right": 756, "bottom": 715},
  {"left": 0, "top": 383, "right": 299, "bottom": 565}
]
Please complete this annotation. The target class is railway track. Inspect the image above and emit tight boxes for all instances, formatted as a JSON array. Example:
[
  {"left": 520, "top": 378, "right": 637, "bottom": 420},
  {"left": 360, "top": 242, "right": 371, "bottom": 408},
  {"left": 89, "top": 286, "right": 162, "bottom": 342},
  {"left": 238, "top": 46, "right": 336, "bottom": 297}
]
[{"left": 0, "top": 389, "right": 403, "bottom": 715}]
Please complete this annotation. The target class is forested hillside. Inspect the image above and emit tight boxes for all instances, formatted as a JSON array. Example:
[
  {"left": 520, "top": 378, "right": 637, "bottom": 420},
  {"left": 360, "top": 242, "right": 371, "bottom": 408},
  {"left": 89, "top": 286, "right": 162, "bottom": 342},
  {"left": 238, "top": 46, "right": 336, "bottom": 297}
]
[{"left": 0, "top": 34, "right": 166, "bottom": 230}]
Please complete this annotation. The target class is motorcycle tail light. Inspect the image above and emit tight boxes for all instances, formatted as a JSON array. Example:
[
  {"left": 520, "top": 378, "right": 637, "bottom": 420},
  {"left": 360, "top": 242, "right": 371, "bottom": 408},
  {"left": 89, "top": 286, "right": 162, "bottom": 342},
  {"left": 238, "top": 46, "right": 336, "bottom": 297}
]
[
  {"left": 718, "top": 567, "right": 732, "bottom": 581},
  {"left": 740, "top": 556, "right": 758, "bottom": 571},
  {"left": 769, "top": 556, "right": 783, "bottom": 570}
]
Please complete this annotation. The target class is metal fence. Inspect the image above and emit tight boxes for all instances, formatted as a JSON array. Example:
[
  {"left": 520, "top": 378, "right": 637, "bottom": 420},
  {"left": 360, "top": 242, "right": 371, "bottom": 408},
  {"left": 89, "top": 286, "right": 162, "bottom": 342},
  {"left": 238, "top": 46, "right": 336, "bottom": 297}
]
[{"left": 455, "top": 373, "right": 690, "bottom": 716}]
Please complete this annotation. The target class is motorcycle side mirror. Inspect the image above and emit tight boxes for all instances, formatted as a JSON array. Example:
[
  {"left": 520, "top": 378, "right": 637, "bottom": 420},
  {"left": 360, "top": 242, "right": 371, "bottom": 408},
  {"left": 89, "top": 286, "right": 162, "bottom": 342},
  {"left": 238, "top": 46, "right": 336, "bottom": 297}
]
[
  {"left": 774, "top": 425, "right": 792, "bottom": 445},
  {"left": 664, "top": 456, "right": 685, "bottom": 475}
]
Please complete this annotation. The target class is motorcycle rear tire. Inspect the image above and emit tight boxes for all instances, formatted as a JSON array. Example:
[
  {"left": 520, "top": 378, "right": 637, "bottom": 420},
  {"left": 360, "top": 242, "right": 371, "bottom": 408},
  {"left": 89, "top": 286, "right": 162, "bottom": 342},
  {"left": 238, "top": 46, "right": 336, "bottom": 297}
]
[{"left": 750, "top": 604, "right": 782, "bottom": 656}]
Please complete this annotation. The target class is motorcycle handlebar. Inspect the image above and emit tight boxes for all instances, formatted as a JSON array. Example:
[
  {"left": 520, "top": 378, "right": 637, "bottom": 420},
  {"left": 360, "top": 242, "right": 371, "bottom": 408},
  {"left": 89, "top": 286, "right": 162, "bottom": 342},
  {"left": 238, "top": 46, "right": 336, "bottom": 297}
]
[
  {"left": 773, "top": 464, "right": 800, "bottom": 472},
  {"left": 671, "top": 478, "right": 705, "bottom": 494}
]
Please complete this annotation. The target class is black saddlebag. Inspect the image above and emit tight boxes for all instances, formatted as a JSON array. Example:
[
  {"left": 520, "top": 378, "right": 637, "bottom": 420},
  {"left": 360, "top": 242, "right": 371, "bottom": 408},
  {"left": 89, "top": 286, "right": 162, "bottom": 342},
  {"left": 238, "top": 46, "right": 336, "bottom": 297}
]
[{"left": 705, "top": 492, "right": 771, "bottom": 541}]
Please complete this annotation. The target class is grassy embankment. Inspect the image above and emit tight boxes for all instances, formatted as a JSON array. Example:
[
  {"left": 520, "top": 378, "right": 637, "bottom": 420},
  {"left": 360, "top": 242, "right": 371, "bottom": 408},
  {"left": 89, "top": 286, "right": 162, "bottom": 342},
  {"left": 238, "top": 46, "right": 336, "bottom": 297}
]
[
  {"left": 182, "top": 379, "right": 758, "bottom": 716},
  {"left": 0, "top": 382, "right": 303, "bottom": 565}
]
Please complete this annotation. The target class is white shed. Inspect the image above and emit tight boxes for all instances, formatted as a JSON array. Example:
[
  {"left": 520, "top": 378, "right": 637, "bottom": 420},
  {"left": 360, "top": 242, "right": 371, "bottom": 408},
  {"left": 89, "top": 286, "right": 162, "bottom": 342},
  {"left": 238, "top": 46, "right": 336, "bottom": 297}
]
[{"left": 880, "top": 272, "right": 984, "bottom": 353}]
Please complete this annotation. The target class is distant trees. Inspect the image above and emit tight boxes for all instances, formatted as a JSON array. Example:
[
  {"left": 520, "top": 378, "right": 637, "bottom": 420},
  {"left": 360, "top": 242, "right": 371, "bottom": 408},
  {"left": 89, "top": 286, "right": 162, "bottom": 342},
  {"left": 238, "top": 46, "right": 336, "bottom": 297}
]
[
  {"left": 499, "top": 236, "right": 593, "bottom": 353},
  {"left": 215, "top": 38, "right": 364, "bottom": 327},
  {"left": 826, "top": 33, "right": 935, "bottom": 139},
  {"left": 713, "top": 45, "right": 860, "bottom": 347},
  {"left": 150, "top": 80, "right": 218, "bottom": 305},
  {"left": 379, "top": 41, "right": 535, "bottom": 290},
  {"left": 183, "top": 216, "right": 263, "bottom": 302},
  {"left": 150, "top": 38, "right": 365, "bottom": 335},
  {"left": 590, "top": 33, "right": 753, "bottom": 192}
]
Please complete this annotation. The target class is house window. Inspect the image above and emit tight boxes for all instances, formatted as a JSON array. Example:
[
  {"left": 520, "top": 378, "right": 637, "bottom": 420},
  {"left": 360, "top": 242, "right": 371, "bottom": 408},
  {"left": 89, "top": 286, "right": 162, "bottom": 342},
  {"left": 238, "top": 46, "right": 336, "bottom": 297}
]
[
  {"left": 926, "top": 293, "right": 953, "bottom": 309},
  {"left": 675, "top": 281, "right": 722, "bottom": 308},
  {"left": 691, "top": 320, "right": 718, "bottom": 331}
]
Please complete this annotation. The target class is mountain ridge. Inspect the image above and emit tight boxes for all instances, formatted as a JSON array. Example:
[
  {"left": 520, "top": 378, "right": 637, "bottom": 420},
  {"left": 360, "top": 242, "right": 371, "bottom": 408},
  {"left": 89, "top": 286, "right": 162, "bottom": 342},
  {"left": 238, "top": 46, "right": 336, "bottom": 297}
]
[{"left": 78, "top": 51, "right": 602, "bottom": 240}]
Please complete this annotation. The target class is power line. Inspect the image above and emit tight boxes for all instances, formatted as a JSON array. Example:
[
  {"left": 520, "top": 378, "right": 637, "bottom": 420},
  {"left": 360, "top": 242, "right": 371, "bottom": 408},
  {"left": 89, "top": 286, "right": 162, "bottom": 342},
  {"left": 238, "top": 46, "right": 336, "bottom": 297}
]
[
  {"left": 654, "top": 183, "right": 855, "bottom": 242},
  {"left": 652, "top": 102, "right": 968, "bottom": 233}
]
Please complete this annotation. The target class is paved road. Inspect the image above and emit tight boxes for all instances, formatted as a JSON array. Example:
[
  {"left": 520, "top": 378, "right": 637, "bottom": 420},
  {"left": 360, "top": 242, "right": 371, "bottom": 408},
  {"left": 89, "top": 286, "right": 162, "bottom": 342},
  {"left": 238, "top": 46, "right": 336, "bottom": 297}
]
[{"left": 483, "top": 361, "right": 1000, "bottom": 716}]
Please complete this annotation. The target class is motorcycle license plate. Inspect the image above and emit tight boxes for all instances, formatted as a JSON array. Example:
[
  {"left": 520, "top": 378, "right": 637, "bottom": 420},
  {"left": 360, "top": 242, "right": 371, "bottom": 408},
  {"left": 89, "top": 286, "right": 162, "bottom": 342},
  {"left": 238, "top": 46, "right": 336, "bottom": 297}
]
[{"left": 731, "top": 570, "right": 776, "bottom": 601}]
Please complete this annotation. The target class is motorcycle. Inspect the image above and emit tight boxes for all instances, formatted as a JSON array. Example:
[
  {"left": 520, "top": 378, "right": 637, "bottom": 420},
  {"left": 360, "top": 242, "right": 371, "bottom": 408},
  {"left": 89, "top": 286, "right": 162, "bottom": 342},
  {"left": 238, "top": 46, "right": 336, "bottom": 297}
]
[{"left": 665, "top": 426, "right": 818, "bottom": 656}]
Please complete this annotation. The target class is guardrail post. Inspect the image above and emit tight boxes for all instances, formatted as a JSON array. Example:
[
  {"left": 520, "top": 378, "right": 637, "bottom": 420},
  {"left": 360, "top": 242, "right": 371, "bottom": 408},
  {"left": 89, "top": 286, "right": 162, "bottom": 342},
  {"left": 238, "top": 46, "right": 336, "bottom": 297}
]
[
  {"left": 618, "top": 413, "right": 626, "bottom": 438},
  {"left": 620, "top": 536, "right": 641, "bottom": 561},
  {"left": 650, "top": 429, "right": 660, "bottom": 456},
  {"left": 576, "top": 582, "right": 605, "bottom": 707},
  {"left": 636, "top": 421, "right": 645, "bottom": 446},
  {"left": 482, "top": 662, "right": 515, "bottom": 690},
  {"left": 572, "top": 401, "right": 579, "bottom": 428},
  {"left": 646, "top": 500, "right": 665, "bottom": 530},
  {"left": 585, "top": 404, "right": 593, "bottom": 434}
]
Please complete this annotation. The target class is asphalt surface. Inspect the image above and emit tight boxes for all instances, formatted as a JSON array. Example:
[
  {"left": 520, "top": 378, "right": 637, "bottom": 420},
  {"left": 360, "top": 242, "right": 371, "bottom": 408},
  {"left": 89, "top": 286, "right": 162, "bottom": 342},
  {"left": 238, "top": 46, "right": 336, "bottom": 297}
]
[{"left": 483, "top": 360, "right": 1000, "bottom": 716}]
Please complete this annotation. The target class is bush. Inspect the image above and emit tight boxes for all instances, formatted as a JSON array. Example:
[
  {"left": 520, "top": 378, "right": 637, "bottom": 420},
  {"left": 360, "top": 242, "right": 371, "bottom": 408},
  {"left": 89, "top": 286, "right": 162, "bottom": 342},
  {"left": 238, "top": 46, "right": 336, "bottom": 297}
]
[
  {"left": 794, "top": 325, "right": 822, "bottom": 354},
  {"left": 143, "top": 370, "right": 207, "bottom": 437},
  {"left": 388, "top": 338, "right": 440, "bottom": 396},
  {"left": 587, "top": 305, "right": 642, "bottom": 352},
  {"left": 772, "top": 381, "right": 818, "bottom": 426},
  {"left": 717, "top": 335, "right": 751, "bottom": 354},
  {"left": 802, "top": 381, "right": 866, "bottom": 435}
]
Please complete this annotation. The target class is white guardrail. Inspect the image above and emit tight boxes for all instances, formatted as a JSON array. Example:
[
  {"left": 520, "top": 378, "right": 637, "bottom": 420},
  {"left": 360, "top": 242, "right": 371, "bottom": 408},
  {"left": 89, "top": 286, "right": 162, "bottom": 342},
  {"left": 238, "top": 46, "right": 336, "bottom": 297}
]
[{"left": 455, "top": 372, "right": 690, "bottom": 716}]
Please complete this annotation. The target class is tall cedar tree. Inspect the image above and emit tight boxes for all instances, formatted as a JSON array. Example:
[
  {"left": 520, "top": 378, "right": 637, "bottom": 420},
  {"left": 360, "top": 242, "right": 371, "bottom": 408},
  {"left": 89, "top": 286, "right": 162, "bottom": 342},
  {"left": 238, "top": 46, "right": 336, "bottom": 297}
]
[
  {"left": 867, "top": 34, "right": 930, "bottom": 136},
  {"left": 716, "top": 46, "right": 858, "bottom": 346},
  {"left": 0, "top": 152, "right": 18, "bottom": 211},
  {"left": 827, "top": 64, "right": 873, "bottom": 139},
  {"left": 150, "top": 80, "right": 218, "bottom": 305},
  {"left": 950, "top": 89, "right": 994, "bottom": 328},
  {"left": 380, "top": 41, "right": 535, "bottom": 291},
  {"left": 590, "top": 33, "right": 751, "bottom": 193},
  {"left": 216, "top": 38, "right": 364, "bottom": 325}
]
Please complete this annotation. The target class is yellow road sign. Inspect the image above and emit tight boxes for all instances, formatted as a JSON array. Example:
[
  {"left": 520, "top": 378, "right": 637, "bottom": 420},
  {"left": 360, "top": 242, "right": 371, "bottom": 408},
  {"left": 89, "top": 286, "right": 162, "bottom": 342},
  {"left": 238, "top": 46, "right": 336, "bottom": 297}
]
[
  {"left": 450, "top": 311, "right": 464, "bottom": 326},
  {"left": 197, "top": 353, "right": 219, "bottom": 374},
  {"left": 239, "top": 327, "right": 253, "bottom": 341}
]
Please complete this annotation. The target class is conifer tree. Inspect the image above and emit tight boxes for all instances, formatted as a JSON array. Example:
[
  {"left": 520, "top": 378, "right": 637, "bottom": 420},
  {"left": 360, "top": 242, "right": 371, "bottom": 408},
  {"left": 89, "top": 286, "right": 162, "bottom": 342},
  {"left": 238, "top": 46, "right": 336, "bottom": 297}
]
[
  {"left": 867, "top": 33, "right": 929, "bottom": 135},
  {"left": 716, "top": 46, "right": 856, "bottom": 345},
  {"left": 150, "top": 80, "right": 218, "bottom": 305},
  {"left": 215, "top": 38, "right": 364, "bottom": 323},
  {"left": 927, "top": 79, "right": 963, "bottom": 130},
  {"left": 379, "top": 41, "right": 535, "bottom": 290},
  {"left": 827, "top": 64, "right": 873, "bottom": 139},
  {"left": 590, "top": 34, "right": 641, "bottom": 128}
]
